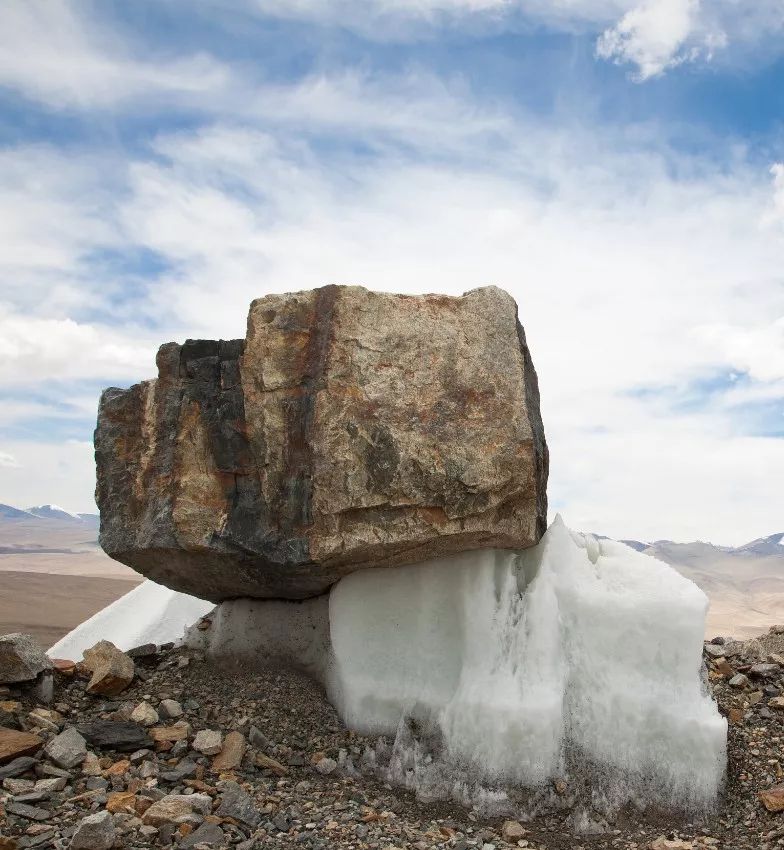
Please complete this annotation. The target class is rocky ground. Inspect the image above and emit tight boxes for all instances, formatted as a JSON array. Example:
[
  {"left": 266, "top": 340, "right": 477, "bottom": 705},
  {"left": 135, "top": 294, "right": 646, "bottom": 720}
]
[{"left": 2, "top": 630, "right": 784, "bottom": 850}]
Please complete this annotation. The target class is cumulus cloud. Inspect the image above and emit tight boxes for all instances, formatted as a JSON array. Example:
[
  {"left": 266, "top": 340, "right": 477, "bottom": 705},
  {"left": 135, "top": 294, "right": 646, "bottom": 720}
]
[
  {"left": 0, "top": 308, "right": 156, "bottom": 386},
  {"left": 597, "top": 0, "right": 705, "bottom": 79}
]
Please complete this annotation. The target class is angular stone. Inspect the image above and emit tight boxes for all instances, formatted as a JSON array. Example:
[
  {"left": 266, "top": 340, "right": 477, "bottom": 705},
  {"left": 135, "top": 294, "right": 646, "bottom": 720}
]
[
  {"left": 750, "top": 662, "right": 779, "bottom": 677},
  {"left": 96, "top": 285, "right": 548, "bottom": 601},
  {"left": 315, "top": 756, "right": 336, "bottom": 775},
  {"left": 82, "top": 641, "right": 134, "bottom": 696},
  {"left": 69, "top": 810, "right": 115, "bottom": 850},
  {"left": 27, "top": 708, "right": 62, "bottom": 733},
  {"left": 0, "top": 755, "right": 37, "bottom": 778},
  {"left": 0, "top": 726, "right": 43, "bottom": 764},
  {"left": 255, "top": 751, "right": 287, "bottom": 775},
  {"left": 44, "top": 727, "right": 87, "bottom": 769},
  {"left": 127, "top": 643, "right": 157, "bottom": 659},
  {"left": 3, "top": 777, "right": 34, "bottom": 793},
  {"left": 149, "top": 722, "right": 190, "bottom": 744},
  {"left": 501, "top": 821, "right": 526, "bottom": 841},
  {"left": 714, "top": 658, "right": 733, "bottom": 677},
  {"left": 215, "top": 781, "right": 260, "bottom": 827},
  {"left": 129, "top": 701, "right": 158, "bottom": 726},
  {"left": 760, "top": 784, "right": 784, "bottom": 812},
  {"left": 5, "top": 801, "right": 50, "bottom": 820},
  {"left": 106, "top": 791, "right": 137, "bottom": 813},
  {"left": 34, "top": 776, "right": 67, "bottom": 793},
  {"left": 0, "top": 634, "right": 51, "bottom": 684},
  {"left": 76, "top": 720, "right": 153, "bottom": 752},
  {"left": 158, "top": 699, "right": 183, "bottom": 720},
  {"left": 141, "top": 793, "right": 212, "bottom": 827},
  {"left": 211, "top": 730, "right": 245, "bottom": 772},
  {"left": 703, "top": 643, "right": 726, "bottom": 658},
  {"left": 193, "top": 729, "right": 222, "bottom": 756},
  {"left": 179, "top": 822, "right": 225, "bottom": 848}
]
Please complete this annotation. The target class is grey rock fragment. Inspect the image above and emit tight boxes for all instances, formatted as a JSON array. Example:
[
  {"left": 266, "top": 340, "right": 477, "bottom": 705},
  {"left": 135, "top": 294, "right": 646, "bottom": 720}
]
[
  {"left": 215, "top": 780, "right": 261, "bottom": 827},
  {"left": 44, "top": 727, "right": 87, "bottom": 769},
  {"left": 179, "top": 822, "right": 225, "bottom": 848},
  {"left": 75, "top": 720, "right": 153, "bottom": 751},
  {"left": 69, "top": 809, "right": 115, "bottom": 850},
  {"left": 0, "top": 755, "right": 37, "bottom": 779},
  {"left": 0, "top": 633, "right": 51, "bottom": 683}
]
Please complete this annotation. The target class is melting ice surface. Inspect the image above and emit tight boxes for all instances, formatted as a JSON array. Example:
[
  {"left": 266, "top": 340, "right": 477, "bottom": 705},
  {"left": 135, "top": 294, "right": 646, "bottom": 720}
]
[
  {"left": 327, "top": 516, "right": 726, "bottom": 811},
  {"left": 48, "top": 579, "right": 213, "bottom": 661}
]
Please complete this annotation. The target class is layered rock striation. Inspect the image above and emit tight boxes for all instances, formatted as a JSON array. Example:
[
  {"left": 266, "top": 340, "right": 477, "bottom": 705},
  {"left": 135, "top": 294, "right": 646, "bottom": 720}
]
[{"left": 96, "top": 285, "right": 548, "bottom": 600}]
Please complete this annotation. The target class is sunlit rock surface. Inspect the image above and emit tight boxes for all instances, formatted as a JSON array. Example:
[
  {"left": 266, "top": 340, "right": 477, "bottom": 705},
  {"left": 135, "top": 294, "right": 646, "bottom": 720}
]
[{"left": 95, "top": 285, "right": 548, "bottom": 601}]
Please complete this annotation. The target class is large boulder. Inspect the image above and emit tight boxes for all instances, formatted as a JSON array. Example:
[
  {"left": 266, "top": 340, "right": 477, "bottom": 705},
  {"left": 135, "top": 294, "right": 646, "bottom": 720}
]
[{"left": 96, "top": 285, "right": 548, "bottom": 600}]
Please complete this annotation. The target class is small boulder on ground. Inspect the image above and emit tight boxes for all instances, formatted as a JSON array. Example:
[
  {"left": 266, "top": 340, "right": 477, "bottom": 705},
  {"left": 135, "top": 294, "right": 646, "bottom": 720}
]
[
  {"left": 82, "top": 641, "right": 134, "bottom": 696},
  {"left": 76, "top": 720, "right": 153, "bottom": 752},
  {"left": 44, "top": 727, "right": 87, "bottom": 769},
  {"left": 158, "top": 699, "right": 183, "bottom": 719},
  {"left": 69, "top": 810, "right": 115, "bottom": 850},
  {"left": 0, "top": 634, "right": 51, "bottom": 684},
  {"left": 501, "top": 820, "right": 527, "bottom": 841},
  {"left": 141, "top": 793, "right": 212, "bottom": 827},
  {"left": 211, "top": 730, "right": 245, "bottom": 772},
  {"left": 129, "top": 701, "right": 158, "bottom": 726},
  {"left": 179, "top": 822, "right": 225, "bottom": 848},
  {"left": 193, "top": 729, "right": 222, "bottom": 756},
  {"left": 760, "top": 784, "right": 784, "bottom": 812},
  {"left": 0, "top": 726, "right": 43, "bottom": 764},
  {"left": 215, "top": 780, "right": 261, "bottom": 827}
]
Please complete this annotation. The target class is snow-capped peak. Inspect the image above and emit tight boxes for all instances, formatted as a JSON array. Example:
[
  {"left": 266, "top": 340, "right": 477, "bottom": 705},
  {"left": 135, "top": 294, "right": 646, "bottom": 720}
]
[{"left": 26, "top": 504, "right": 84, "bottom": 522}]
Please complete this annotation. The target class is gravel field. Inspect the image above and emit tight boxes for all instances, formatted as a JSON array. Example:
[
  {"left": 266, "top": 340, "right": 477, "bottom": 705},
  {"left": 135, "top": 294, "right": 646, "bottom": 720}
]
[{"left": 3, "top": 630, "right": 784, "bottom": 849}]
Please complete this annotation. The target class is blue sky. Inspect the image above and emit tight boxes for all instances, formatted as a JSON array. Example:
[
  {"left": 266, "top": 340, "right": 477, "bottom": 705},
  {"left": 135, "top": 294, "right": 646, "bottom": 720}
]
[{"left": 0, "top": 0, "right": 783, "bottom": 543}]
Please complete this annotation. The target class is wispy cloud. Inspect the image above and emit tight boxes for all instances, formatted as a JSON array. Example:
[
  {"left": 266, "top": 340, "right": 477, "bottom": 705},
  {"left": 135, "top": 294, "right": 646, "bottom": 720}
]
[
  {"left": 0, "top": 0, "right": 231, "bottom": 110},
  {"left": 0, "top": 1, "right": 781, "bottom": 536}
]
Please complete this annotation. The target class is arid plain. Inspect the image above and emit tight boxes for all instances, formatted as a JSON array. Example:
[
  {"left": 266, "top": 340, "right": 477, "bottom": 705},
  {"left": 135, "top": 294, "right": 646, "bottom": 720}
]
[{"left": 0, "top": 508, "right": 781, "bottom": 646}]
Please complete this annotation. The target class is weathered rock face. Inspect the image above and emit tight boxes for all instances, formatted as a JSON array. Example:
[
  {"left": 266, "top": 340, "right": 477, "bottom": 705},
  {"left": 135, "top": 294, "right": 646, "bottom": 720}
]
[
  {"left": 96, "top": 285, "right": 548, "bottom": 600},
  {"left": 0, "top": 633, "right": 51, "bottom": 684}
]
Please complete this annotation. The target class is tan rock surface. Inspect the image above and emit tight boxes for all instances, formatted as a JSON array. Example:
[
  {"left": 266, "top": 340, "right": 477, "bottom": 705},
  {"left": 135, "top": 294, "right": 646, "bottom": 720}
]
[
  {"left": 96, "top": 285, "right": 548, "bottom": 601},
  {"left": 0, "top": 726, "right": 43, "bottom": 763},
  {"left": 82, "top": 640, "right": 134, "bottom": 696}
]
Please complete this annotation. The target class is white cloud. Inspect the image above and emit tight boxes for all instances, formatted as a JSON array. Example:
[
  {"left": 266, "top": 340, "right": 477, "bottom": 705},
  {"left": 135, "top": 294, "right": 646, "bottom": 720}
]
[
  {"left": 696, "top": 319, "right": 784, "bottom": 384},
  {"left": 0, "top": 0, "right": 231, "bottom": 109},
  {"left": 0, "top": 308, "right": 156, "bottom": 386},
  {"left": 596, "top": 0, "right": 706, "bottom": 79},
  {"left": 0, "top": 451, "right": 20, "bottom": 469},
  {"left": 0, "top": 441, "right": 95, "bottom": 512},
  {"left": 0, "top": 60, "right": 781, "bottom": 540},
  {"left": 247, "top": 0, "right": 784, "bottom": 79}
]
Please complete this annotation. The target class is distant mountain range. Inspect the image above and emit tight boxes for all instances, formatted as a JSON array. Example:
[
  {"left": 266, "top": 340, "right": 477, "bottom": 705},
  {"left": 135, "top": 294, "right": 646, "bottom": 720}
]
[
  {"left": 0, "top": 501, "right": 781, "bottom": 638},
  {"left": 0, "top": 503, "right": 99, "bottom": 526},
  {"left": 591, "top": 531, "right": 784, "bottom": 560}
]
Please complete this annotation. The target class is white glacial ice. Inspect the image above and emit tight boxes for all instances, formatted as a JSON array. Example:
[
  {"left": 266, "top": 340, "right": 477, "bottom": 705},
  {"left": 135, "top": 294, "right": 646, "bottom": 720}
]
[
  {"left": 48, "top": 579, "right": 213, "bottom": 661},
  {"left": 326, "top": 516, "right": 726, "bottom": 811}
]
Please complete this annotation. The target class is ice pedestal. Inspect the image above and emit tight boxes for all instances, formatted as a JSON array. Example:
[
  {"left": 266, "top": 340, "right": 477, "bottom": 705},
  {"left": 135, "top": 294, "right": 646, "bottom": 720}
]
[{"left": 326, "top": 517, "right": 725, "bottom": 810}]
